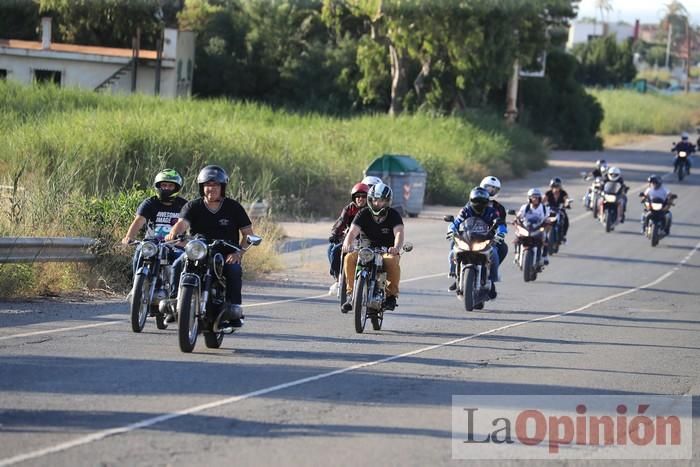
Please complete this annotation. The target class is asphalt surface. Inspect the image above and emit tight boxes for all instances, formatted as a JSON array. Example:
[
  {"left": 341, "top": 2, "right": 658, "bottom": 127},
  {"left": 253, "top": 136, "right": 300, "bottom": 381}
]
[{"left": 1, "top": 136, "right": 700, "bottom": 466}]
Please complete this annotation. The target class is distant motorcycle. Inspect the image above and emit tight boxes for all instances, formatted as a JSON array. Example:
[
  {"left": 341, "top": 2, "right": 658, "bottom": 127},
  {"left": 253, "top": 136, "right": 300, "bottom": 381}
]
[
  {"left": 547, "top": 200, "right": 571, "bottom": 255},
  {"left": 674, "top": 150, "right": 690, "bottom": 182},
  {"left": 128, "top": 238, "right": 181, "bottom": 332},
  {"left": 581, "top": 174, "right": 603, "bottom": 219},
  {"left": 509, "top": 209, "right": 554, "bottom": 282},
  {"left": 444, "top": 215, "right": 502, "bottom": 311},
  {"left": 176, "top": 234, "right": 262, "bottom": 353},
  {"left": 640, "top": 193, "right": 677, "bottom": 247},
  {"left": 349, "top": 243, "right": 412, "bottom": 333}
]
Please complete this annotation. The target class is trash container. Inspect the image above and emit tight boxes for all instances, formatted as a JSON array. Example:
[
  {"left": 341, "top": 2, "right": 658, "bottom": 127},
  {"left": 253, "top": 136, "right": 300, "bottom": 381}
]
[{"left": 364, "top": 154, "right": 427, "bottom": 217}]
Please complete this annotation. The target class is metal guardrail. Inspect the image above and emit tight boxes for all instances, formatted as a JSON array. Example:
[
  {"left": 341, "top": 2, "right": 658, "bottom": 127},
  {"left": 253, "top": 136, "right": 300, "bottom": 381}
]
[{"left": 0, "top": 237, "right": 98, "bottom": 263}]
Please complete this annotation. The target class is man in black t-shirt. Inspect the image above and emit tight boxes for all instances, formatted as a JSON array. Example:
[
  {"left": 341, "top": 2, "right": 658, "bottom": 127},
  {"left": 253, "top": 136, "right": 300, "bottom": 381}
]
[
  {"left": 122, "top": 169, "right": 187, "bottom": 303},
  {"left": 341, "top": 183, "right": 405, "bottom": 311},
  {"left": 166, "top": 165, "right": 255, "bottom": 328}
]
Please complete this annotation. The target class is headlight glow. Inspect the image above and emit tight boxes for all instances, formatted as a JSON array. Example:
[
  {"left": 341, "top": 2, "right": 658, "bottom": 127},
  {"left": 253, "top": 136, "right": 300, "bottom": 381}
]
[
  {"left": 140, "top": 241, "right": 158, "bottom": 259},
  {"left": 358, "top": 247, "right": 375, "bottom": 264},
  {"left": 651, "top": 202, "right": 664, "bottom": 210},
  {"left": 185, "top": 240, "right": 208, "bottom": 261}
]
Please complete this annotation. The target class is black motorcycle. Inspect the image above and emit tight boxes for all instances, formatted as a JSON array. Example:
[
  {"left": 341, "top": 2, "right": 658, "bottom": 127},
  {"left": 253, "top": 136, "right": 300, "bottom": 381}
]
[
  {"left": 674, "top": 150, "right": 691, "bottom": 182},
  {"left": 547, "top": 200, "right": 570, "bottom": 255},
  {"left": 350, "top": 243, "right": 412, "bottom": 333},
  {"left": 640, "top": 193, "right": 677, "bottom": 247},
  {"left": 598, "top": 181, "right": 624, "bottom": 233},
  {"left": 176, "top": 234, "right": 262, "bottom": 353},
  {"left": 129, "top": 238, "right": 181, "bottom": 332},
  {"left": 444, "top": 215, "right": 501, "bottom": 311}
]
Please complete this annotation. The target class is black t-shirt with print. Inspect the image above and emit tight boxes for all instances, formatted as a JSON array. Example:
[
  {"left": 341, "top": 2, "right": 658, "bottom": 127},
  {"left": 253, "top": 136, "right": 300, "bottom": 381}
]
[
  {"left": 352, "top": 207, "right": 403, "bottom": 248},
  {"left": 180, "top": 198, "right": 252, "bottom": 246},
  {"left": 136, "top": 196, "right": 188, "bottom": 240}
]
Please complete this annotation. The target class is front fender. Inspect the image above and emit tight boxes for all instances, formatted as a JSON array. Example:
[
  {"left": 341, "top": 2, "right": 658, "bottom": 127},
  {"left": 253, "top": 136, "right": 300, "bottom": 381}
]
[{"left": 180, "top": 273, "right": 200, "bottom": 288}]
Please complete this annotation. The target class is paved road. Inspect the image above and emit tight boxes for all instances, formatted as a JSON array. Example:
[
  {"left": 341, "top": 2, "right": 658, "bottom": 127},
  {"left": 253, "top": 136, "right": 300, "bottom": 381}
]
[{"left": 2, "top": 136, "right": 700, "bottom": 466}]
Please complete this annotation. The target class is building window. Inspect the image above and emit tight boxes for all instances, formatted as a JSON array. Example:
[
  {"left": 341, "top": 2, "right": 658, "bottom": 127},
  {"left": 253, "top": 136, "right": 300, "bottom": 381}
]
[
  {"left": 0, "top": 69, "right": 7, "bottom": 80},
  {"left": 33, "top": 69, "right": 61, "bottom": 85}
]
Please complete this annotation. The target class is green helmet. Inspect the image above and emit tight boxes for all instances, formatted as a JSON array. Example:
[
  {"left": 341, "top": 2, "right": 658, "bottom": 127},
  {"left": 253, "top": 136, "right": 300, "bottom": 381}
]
[{"left": 153, "top": 168, "right": 183, "bottom": 201}]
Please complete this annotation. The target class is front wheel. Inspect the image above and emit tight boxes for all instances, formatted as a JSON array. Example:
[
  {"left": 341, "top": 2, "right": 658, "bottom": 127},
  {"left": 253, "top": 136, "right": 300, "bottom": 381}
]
[
  {"left": 177, "top": 285, "right": 199, "bottom": 353},
  {"left": 651, "top": 222, "right": 660, "bottom": 247},
  {"left": 338, "top": 268, "right": 347, "bottom": 313},
  {"left": 130, "top": 274, "right": 150, "bottom": 333},
  {"left": 353, "top": 275, "right": 368, "bottom": 334},
  {"left": 605, "top": 207, "right": 615, "bottom": 232},
  {"left": 462, "top": 267, "right": 476, "bottom": 311},
  {"left": 523, "top": 249, "right": 534, "bottom": 282}
]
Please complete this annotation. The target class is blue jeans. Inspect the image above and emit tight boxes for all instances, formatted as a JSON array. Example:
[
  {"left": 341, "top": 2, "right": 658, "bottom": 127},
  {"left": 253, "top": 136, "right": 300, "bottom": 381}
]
[
  {"left": 327, "top": 242, "right": 342, "bottom": 278},
  {"left": 224, "top": 263, "right": 243, "bottom": 304}
]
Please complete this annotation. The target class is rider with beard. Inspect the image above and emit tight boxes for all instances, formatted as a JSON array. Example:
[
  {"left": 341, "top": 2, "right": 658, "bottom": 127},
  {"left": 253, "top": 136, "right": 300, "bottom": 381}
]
[
  {"left": 672, "top": 132, "right": 695, "bottom": 174},
  {"left": 327, "top": 182, "right": 369, "bottom": 280},
  {"left": 122, "top": 169, "right": 187, "bottom": 317},
  {"left": 341, "top": 183, "right": 404, "bottom": 311},
  {"left": 166, "top": 165, "right": 257, "bottom": 329},
  {"left": 640, "top": 175, "right": 673, "bottom": 234},
  {"left": 544, "top": 177, "right": 570, "bottom": 244},
  {"left": 516, "top": 188, "right": 552, "bottom": 265},
  {"left": 447, "top": 187, "right": 504, "bottom": 298}
]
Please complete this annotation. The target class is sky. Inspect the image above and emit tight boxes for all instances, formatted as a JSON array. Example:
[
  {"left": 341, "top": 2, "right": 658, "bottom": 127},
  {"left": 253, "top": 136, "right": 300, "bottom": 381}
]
[{"left": 576, "top": 0, "right": 700, "bottom": 25}]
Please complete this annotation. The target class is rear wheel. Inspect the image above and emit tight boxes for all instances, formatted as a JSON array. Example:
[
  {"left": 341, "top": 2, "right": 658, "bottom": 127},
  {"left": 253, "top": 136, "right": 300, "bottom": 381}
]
[
  {"left": 155, "top": 314, "right": 168, "bottom": 330},
  {"left": 462, "top": 267, "right": 475, "bottom": 311},
  {"left": 523, "top": 249, "right": 534, "bottom": 282},
  {"left": 204, "top": 331, "right": 224, "bottom": 348},
  {"left": 353, "top": 275, "right": 368, "bottom": 333},
  {"left": 130, "top": 274, "right": 150, "bottom": 333},
  {"left": 177, "top": 285, "right": 199, "bottom": 353},
  {"left": 371, "top": 311, "right": 383, "bottom": 330},
  {"left": 550, "top": 227, "right": 560, "bottom": 254}
]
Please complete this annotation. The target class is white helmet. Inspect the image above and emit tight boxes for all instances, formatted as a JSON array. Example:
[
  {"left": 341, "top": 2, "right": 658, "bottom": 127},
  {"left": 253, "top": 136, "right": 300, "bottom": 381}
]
[
  {"left": 361, "top": 175, "right": 383, "bottom": 188},
  {"left": 479, "top": 175, "right": 501, "bottom": 198},
  {"left": 607, "top": 166, "right": 621, "bottom": 181},
  {"left": 527, "top": 188, "right": 542, "bottom": 199}
]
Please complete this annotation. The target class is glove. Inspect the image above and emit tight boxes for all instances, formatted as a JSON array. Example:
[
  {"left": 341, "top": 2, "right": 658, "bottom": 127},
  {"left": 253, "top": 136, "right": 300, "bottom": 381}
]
[
  {"left": 446, "top": 225, "right": 457, "bottom": 240},
  {"left": 494, "top": 231, "right": 506, "bottom": 244},
  {"left": 329, "top": 235, "right": 340, "bottom": 244}
]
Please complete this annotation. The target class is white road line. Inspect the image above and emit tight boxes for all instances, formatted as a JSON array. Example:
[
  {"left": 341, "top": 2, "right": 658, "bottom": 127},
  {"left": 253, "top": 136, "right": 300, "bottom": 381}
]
[
  {"left": 0, "top": 273, "right": 447, "bottom": 342},
  {"left": 2, "top": 241, "right": 698, "bottom": 467}
]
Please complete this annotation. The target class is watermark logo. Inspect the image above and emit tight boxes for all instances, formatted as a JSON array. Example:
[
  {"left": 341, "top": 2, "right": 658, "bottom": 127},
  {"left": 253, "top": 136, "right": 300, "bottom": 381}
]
[{"left": 452, "top": 395, "right": 691, "bottom": 459}]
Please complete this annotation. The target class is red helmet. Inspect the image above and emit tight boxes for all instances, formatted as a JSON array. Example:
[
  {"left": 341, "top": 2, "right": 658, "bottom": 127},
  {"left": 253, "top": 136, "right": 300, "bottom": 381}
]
[{"left": 351, "top": 182, "right": 369, "bottom": 200}]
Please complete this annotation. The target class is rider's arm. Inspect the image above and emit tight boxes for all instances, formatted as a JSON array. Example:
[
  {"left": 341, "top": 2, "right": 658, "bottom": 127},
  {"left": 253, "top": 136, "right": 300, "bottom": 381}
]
[
  {"left": 342, "top": 224, "right": 362, "bottom": 253},
  {"left": 165, "top": 218, "right": 190, "bottom": 241},
  {"left": 121, "top": 215, "right": 147, "bottom": 244},
  {"left": 390, "top": 224, "right": 404, "bottom": 255}
]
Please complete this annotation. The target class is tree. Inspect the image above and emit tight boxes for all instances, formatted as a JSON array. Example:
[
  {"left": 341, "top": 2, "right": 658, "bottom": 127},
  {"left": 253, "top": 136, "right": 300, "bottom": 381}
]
[{"left": 572, "top": 35, "right": 636, "bottom": 86}]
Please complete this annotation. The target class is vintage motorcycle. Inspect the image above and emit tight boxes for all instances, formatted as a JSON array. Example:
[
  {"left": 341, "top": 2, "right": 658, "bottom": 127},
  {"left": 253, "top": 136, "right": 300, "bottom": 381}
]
[
  {"left": 128, "top": 238, "right": 182, "bottom": 332},
  {"left": 176, "top": 234, "right": 262, "bottom": 353},
  {"left": 640, "top": 193, "right": 677, "bottom": 247},
  {"left": 509, "top": 209, "right": 553, "bottom": 282},
  {"left": 350, "top": 242, "right": 412, "bottom": 333},
  {"left": 674, "top": 150, "right": 691, "bottom": 182},
  {"left": 444, "top": 215, "right": 502, "bottom": 311},
  {"left": 598, "top": 181, "right": 624, "bottom": 233},
  {"left": 581, "top": 174, "right": 603, "bottom": 219}
]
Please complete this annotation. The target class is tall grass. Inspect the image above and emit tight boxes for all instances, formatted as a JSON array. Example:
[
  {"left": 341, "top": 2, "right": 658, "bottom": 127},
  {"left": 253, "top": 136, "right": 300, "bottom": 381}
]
[{"left": 589, "top": 89, "right": 700, "bottom": 136}]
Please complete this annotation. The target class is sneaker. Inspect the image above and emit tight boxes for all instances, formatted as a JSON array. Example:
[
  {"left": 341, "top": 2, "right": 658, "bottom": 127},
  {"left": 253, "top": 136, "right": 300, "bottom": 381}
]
[
  {"left": 328, "top": 282, "right": 339, "bottom": 296},
  {"left": 488, "top": 283, "right": 497, "bottom": 299},
  {"left": 543, "top": 256, "right": 549, "bottom": 266},
  {"left": 448, "top": 281, "right": 457, "bottom": 291},
  {"left": 383, "top": 295, "right": 397, "bottom": 311},
  {"left": 342, "top": 300, "right": 353, "bottom": 312}
]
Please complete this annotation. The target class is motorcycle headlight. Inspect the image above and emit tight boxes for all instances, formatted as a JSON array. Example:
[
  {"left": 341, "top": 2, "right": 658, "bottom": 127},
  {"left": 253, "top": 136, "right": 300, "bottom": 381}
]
[
  {"left": 185, "top": 240, "right": 208, "bottom": 261},
  {"left": 679, "top": 151, "right": 687, "bottom": 158},
  {"left": 651, "top": 202, "right": 664, "bottom": 210},
  {"left": 140, "top": 241, "right": 158, "bottom": 259},
  {"left": 604, "top": 194, "right": 617, "bottom": 202},
  {"left": 358, "top": 247, "right": 375, "bottom": 265},
  {"left": 471, "top": 240, "right": 490, "bottom": 251}
]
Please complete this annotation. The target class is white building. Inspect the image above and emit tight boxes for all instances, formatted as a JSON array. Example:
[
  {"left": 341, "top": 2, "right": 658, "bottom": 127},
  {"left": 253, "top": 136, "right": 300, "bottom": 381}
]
[
  {"left": 567, "top": 19, "right": 635, "bottom": 49},
  {"left": 0, "top": 17, "right": 195, "bottom": 98}
]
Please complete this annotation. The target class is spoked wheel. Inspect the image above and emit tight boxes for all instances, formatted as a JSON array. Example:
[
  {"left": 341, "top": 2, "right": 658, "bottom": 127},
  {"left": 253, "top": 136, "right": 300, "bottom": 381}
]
[
  {"left": 204, "top": 331, "right": 224, "bottom": 348},
  {"left": 353, "top": 275, "right": 368, "bottom": 333},
  {"left": 177, "top": 286, "right": 199, "bottom": 353},
  {"left": 130, "top": 274, "right": 150, "bottom": 333}
]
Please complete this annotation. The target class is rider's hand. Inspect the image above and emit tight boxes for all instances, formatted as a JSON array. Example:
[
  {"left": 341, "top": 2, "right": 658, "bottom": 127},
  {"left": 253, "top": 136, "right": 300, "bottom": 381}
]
[
  {"left": 494, "top": 232, "right": 506, "bottom": 244},
  {"left": 121, "top": 236, "right": 134, "bottom": 246},
  {"left": 329, "top": 235, "right": 340, "bottom": 244},
  {"left": 226, "top": 251, "right": 243, "bottom": 264},
  {"left": 388, "top": 246, "right": 400, "bottom": 255}
]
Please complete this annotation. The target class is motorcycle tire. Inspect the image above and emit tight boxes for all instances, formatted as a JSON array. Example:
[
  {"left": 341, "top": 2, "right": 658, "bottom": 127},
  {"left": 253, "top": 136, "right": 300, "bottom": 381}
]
[
  {"left": 371, "top": 311, "right": 383, "bottom": 330},
  {"left": 523, "top": 249, "right": 534, "bottom": 282},
  {"left": 353, "top": 275, "right": 368, "bottom": 334},
  {"left": 550, "top": 228, "right": 560, "bottom": 255},
  {"left": 204, "top": 330, "right": 224, "bottom": 348},
  {"left": 651, "top": 223, "right": 660, "bottom": 247},
  {"left": 129, "top": 273, "right": 150, "bottom": 333},
  {"left": 462, "top": 267, "right": 476, "bottom": 311},
  {"left": 605, "top": 209, "right": 614, "bottom": 233},
  {"left": 177, "top": 285, "right": 199, "bottom": 353},
  {"left": 339, "top": 270, "right": 347, "bottom": 314}
]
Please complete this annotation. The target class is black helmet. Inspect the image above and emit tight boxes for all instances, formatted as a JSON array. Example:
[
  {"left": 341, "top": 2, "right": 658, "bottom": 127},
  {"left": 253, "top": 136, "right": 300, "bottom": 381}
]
[
  {"left": 595, "top": 159, "right": 608, "bottom": 170},
  {"left": 153, "top": 168, "right": 183, "bottom": 201},
  {"left": 197, "top": 165, "right": 229, "bottom": 197},
  {"left": 549, "top": 177, "right": 562, "bottom": 188},
  {"left": 648, "top": 174, "right": 662, "bottom": 188},
  {"left": 367, "top": 182, "right": 392, "bottom": 216},
  {"left": 468, "top": 187, "right": 490, "bottom": 215}
]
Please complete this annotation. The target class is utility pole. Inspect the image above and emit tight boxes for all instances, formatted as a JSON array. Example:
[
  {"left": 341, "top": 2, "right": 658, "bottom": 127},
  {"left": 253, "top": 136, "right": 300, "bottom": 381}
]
[
  {"left": 505, "top": 59, "right": 519, "bottom": 125},
  {"left": 665, "top": 23, "right": 673, "bottom": 69},
  {"left": 686, "top": 18, "right": 691, "bottom": 93}
]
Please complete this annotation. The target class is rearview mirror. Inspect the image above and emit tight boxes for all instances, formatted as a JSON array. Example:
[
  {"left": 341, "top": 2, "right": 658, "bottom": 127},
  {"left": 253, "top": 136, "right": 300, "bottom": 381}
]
[
  {"left": 402, "top": 242, "right": 413, "bottom": 252},
  {"left": 246, "top": 234, "right": 263, "bottom": 246},
  {"left": 443, "top": 215, "right": 454, "bottom": 223}
]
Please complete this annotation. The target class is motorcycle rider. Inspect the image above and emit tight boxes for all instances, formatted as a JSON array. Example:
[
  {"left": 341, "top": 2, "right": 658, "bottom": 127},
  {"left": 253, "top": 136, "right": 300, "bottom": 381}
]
[
  {"left": 585, "top": 159, "right": 608, "bottom": 180},
  {"left": 639, "top": 175, "right": 673, "bottom": 234},
  {"left": 603, "top": 166, "right": 629, "bottom": 223},
  {"left": 341, "top": 183, "right": 404, "bottom": 311},
  {"left": 328, "top": 182, "right": 369, "bottom": 280},
  {"left": 165, "top": 165, "right": 256, "bottom": 328},
  {"left": 544, "top": 177, "right": 570, "bottom": 244},
  {"left": 671, "top": 132, "right": 695, "bottom": 175},
  {"left": 447, "top": 187, "right": 504, "bottom": 298},
  {"left": 121, "top": 169, "right": 187, "bottom": 319},
  {"left": 480, "top": 176, "right": 508, "bottom": 264},
  {"left": 515, "top": 188, "right": 552, "bottom": 266}
]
